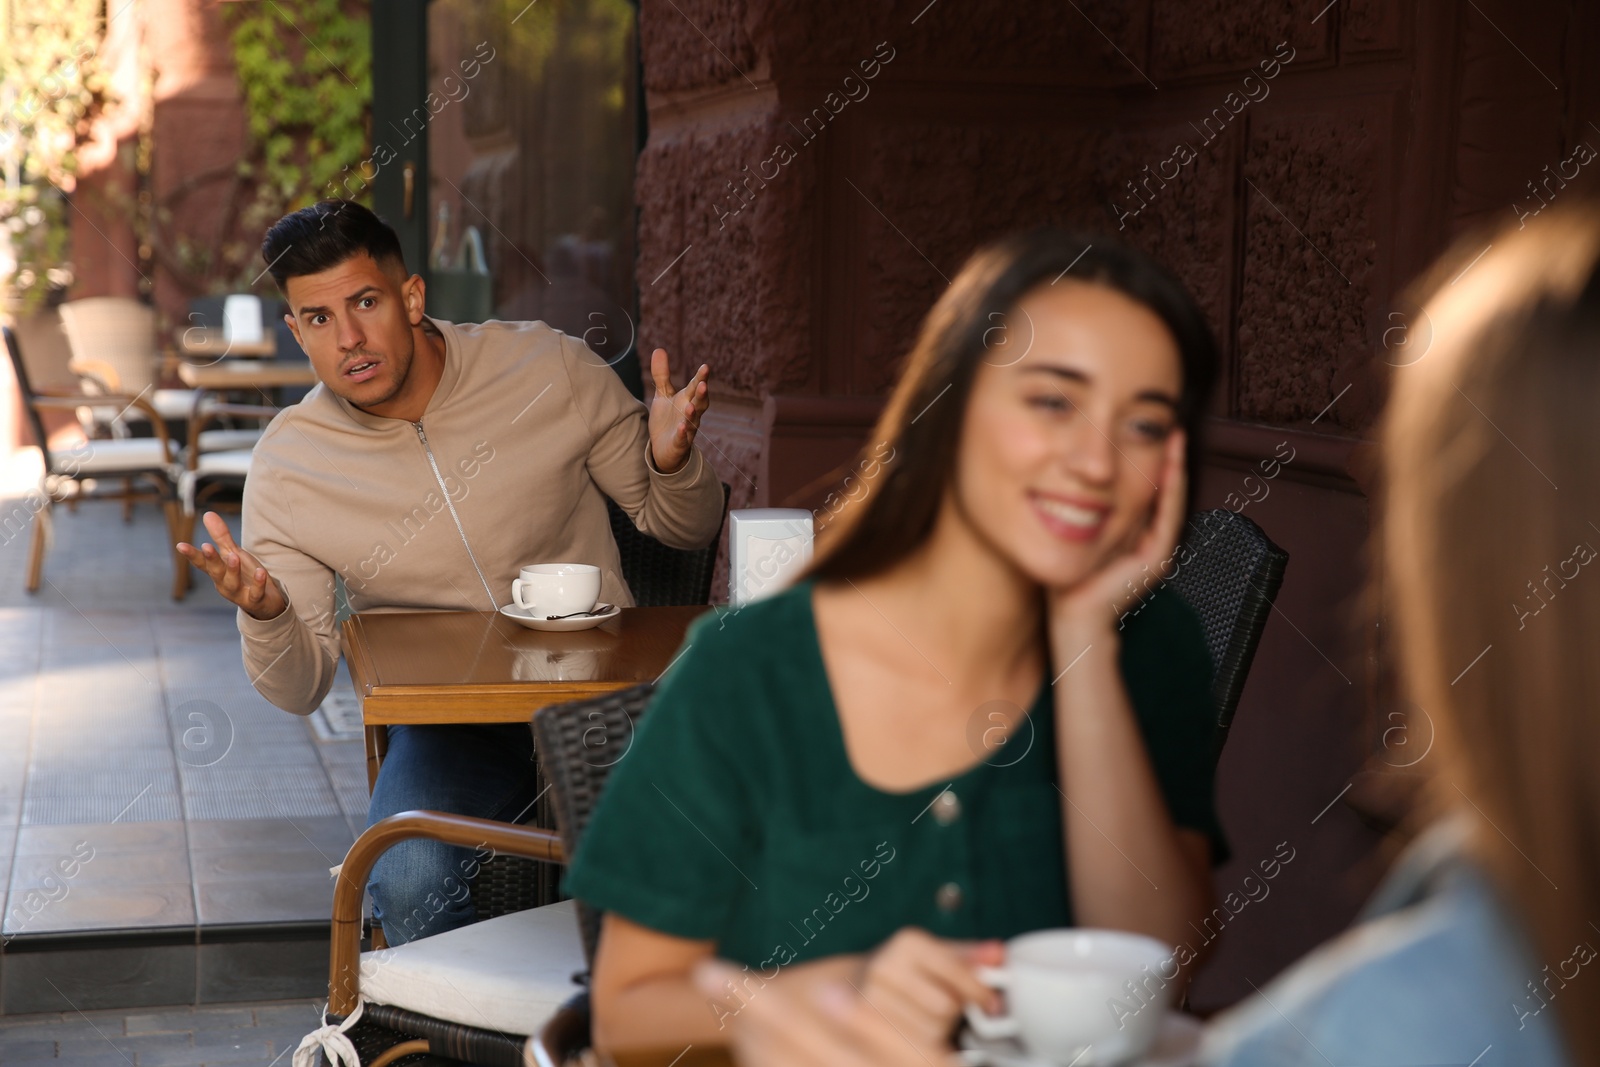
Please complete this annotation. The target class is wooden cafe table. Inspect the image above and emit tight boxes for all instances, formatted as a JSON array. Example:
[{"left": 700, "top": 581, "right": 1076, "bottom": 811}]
[
  {"left": 341, "top": 605, "right": 704, "bottom": 790},
  {"left": 177, "top": 357, "right": 321, "bottom": 392},
  {"left": 173, "top": 325, "right": 279, "bottom": 360}
]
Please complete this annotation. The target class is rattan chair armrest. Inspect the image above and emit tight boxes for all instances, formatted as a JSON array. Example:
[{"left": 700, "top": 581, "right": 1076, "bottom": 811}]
[
  {"left": 526, "top": 993, "right": 592, "bottom": 1067},
  {"left": 67, "top": 358, "right": 124, "bottom": 394},
  {"left": 328, "top": 810, "right": 566, "bottom": 1017},
  {"left": 121, "top": 395, "right": 176, "bottom": 458},
  {"left": 200, "top": 402, "right": 281, "bottom": 421},
  {"left": 29, "top": 392, "right": 111, "bottom": 409},
  {"left": 188, "top": 403, "right": 279, "bottom": 470},
  {"left": 31, "top": 391, "right": 172, "bottom": 447},
  {"left": 30, "top": 392, "right": 177, "bottom": 465}
]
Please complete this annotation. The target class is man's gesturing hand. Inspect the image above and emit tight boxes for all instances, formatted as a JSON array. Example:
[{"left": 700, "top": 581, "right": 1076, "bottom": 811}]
[
  {"left": 176, "top": 511, "right": 288, "bottom": 621},
  {"left": 647, "top": 346, "right": 710, "bottom": 475}
]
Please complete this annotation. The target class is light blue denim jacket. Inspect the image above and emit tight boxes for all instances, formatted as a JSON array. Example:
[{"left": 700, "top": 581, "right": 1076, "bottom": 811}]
[{"left": 1199, "top": 818, "right": 1574, "bottom": 1067}]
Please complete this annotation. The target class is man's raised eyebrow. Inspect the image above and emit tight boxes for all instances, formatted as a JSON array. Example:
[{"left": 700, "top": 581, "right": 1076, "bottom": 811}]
[{"left": 297, "top": 286, "right": 382, "bottom": 319}]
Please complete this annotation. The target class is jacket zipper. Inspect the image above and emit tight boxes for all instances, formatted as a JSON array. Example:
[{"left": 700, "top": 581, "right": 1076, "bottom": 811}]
[{"left": 413, "top": 420, "right": 498, "bottom": 610}]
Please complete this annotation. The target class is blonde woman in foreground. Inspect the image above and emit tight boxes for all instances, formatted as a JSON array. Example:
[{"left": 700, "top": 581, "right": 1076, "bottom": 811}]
[{"left": 704, "top": 205, "right": 1600, "bottom": 1067}]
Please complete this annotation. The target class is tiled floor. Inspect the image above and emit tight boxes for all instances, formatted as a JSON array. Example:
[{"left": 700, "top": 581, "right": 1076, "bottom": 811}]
[
  {"left": 0, "top": 478, "right": 369, "bottom": 1014},
  {"left": 0, "top": 997, "right": 324, "bottom": 1065}
]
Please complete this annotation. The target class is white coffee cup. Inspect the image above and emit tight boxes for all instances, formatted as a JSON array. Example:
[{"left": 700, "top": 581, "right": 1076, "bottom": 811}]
[
  {"left": 964, "top": 928, "right": 1175, "bottom": 1065},
  {"left": 511, "top": 563, "right": 601, "bottom": 617}
]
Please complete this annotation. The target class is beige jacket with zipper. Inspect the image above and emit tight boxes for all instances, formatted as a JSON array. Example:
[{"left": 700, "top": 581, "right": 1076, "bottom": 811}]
[{"left": 236, "top": 316, "right": 725, "bottom": 715}]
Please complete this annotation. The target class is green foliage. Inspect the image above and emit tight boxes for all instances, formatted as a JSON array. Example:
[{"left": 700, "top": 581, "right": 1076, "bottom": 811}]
[
  {"left": 225, "top": 0, "right": 372, "bottom": 211},
  {"left": 0, "top": 0, "right": 106, "bottom": 308}
]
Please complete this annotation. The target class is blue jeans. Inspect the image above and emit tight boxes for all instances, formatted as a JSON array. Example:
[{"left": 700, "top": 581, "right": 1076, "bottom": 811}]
[{"left": 365, "top": 723, "right": 541, "bottom": 945}]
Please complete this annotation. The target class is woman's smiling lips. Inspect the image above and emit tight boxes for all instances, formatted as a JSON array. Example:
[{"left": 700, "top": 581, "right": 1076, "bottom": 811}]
[{"left": 1028, "top": 490, "right": 1110, "bottom": 543}]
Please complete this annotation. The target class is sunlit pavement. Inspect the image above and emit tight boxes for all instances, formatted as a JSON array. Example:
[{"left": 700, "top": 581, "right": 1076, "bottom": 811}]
[
  {"left": 0, "top": 451, "right": 365, "bottom": 1015},
  {"left": 0, "top": 998, "right": 323, "bottom": 1066}
]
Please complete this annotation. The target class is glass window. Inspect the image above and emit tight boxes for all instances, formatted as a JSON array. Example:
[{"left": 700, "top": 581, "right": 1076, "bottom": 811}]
[{"left": 425, "top": 0, "right": 640, "bottom": 380}]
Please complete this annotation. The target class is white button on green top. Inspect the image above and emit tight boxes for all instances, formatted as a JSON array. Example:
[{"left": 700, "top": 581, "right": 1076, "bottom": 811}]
[{"left": 931, "top": 789, "right": 962, "bottom": 825}]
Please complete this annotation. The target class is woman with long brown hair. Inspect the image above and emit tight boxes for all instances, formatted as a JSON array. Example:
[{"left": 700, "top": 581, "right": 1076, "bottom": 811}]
[
  {"left": 1199, "top": 201, "right": 1600, "bottom": 1067},
  {"left": 707, "top": 206, "right": 1600, "bottom": 1067},
  {"left": 565, "top": 229, "right": 1231, "bottom": 1052}
]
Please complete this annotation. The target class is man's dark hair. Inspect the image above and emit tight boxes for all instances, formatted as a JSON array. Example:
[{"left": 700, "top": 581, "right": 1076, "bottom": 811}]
[{"left": 261, "top": 199, "right": 407, "bottom": 293}]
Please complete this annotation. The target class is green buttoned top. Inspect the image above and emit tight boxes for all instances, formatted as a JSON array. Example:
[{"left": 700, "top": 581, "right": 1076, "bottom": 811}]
[{"left": 564, "top": 578, "right": 1227, "bottom": 971}]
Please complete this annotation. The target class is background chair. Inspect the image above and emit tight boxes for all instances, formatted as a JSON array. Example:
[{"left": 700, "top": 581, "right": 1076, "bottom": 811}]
[
  {"left": 172, "top": 401, "right": 281, "bottom": 598},
  {"left": 300, "top": 684, "right": 656, "bottom": 1067},
  {"left": 531, "top": 682, "right": 656, "bottom": 978},
  {"left": 309, "top": 812, "right": 578, "bottom": 1067},
  {"left": 605, "top": 482, "right": 731, "bottom": 605},
  {"left": 3, "top": 325, "right": 186, "bottom": 597},
  {"left": 58, "top": 296, "right": 202, "bottom": 429},
  {"left": 1164, "top": 508, "right": 1290, "bottom": 755}
]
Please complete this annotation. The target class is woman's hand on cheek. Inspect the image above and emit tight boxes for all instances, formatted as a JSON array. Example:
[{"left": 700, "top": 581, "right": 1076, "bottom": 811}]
[
  {"left": 1047, "top": 429, "right": 1188, "bottom": 653},
  {"left": 856, "top": 928, "right": 1005, "bottom": 1048}
]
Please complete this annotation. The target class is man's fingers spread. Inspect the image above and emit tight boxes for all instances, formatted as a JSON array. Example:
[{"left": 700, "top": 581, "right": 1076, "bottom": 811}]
[
  {"left": 651, "top": 348, "right": 675, "bottom": 392},
  {"left": 201, "top": 511, "right": 237, "bottom": 549}
]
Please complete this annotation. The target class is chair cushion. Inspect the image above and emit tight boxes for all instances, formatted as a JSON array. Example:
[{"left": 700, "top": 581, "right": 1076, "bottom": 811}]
[
  {"left": 101, "top": 389, "right": 204, "bottom": 423},
  {"left": 152, "top": 389, "right": 203, "bottom": 421},
  {"left": 60, "top": 438, "right": 170, "bottom": 475},
  {"left": 195, "top": 449, "right": 255, "bottom": 477},
  {"left": 359, "top": 899, "right": 585, "bottom": 1037},
  {"left": 196, "top": 428, "right": 263, "bottom": 453}
]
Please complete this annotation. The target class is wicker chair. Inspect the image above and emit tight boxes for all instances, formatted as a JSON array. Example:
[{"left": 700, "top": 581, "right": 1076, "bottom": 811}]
[
  {"left": 307, "top": 812, "right": 577, "bottom": 1067},
  {"left": 170, "top": 402, "right": 282, "bottom": 599},
  {"left": 528, "top": 683, "right": 658, "bottom": 1066},
  {"left": 1163, "top": 507, "right": 1290, "bottom": 754},
  {"left": 605, "top": 482, "right": 731, "bottom": 606},
  {"left": 2, "top": 325, "right": 187, "bottom": 597},
  {"left": 304, "top": 684, "right": 657, "bottom": 1067},
  {"left": 58, "top": 296, "right": 203, "bottom": 427}
]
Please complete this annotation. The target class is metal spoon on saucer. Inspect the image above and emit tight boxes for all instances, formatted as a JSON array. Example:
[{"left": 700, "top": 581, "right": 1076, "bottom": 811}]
[{"left": 545, "top": 603, "right": 612, "bottom": 621}]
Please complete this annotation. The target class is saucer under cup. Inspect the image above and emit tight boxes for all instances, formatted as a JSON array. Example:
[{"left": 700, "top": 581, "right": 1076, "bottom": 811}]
[
  {"left": 498, "top": 601, "right": 620, "bottom": 632},
  {"left": 964, "top": 928, "right": 1175, "bottom": 1065},
  {"left": 512, "top": 563, "right": 600, "bottom": 617}
]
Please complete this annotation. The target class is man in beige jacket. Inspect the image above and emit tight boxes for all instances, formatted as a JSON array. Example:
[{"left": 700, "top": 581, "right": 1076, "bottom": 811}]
[{"left": 178, "top": 199, "right": 723, "bottom": 944}]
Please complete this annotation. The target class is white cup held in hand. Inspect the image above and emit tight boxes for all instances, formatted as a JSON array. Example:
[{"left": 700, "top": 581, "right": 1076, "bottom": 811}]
[
  {"left": 512, "top": 563, "right": 601, "bottom": 616},
  {"left": 962, "top": 928, "right": 1175, "bottom": 1065}
]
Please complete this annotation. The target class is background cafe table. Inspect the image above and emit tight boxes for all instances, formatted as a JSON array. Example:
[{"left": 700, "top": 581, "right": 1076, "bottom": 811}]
[
  {"left": 177, "top": 357, "right": 321, "bottom": 392},
  {"left": 173, "top": 325, "right": 278, "bottom": 359},
  {"left": 341, "top": 605, "right": 703, "bottom": 789}
]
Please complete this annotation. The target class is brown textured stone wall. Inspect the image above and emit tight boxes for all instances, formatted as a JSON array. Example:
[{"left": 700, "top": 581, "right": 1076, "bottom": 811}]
[
  {"left": 636, "top": 0, "right": 1600, "bottom": 1011},
  {"left": 1236, "top": 104, "right": 1382, "bottom": 429}
]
